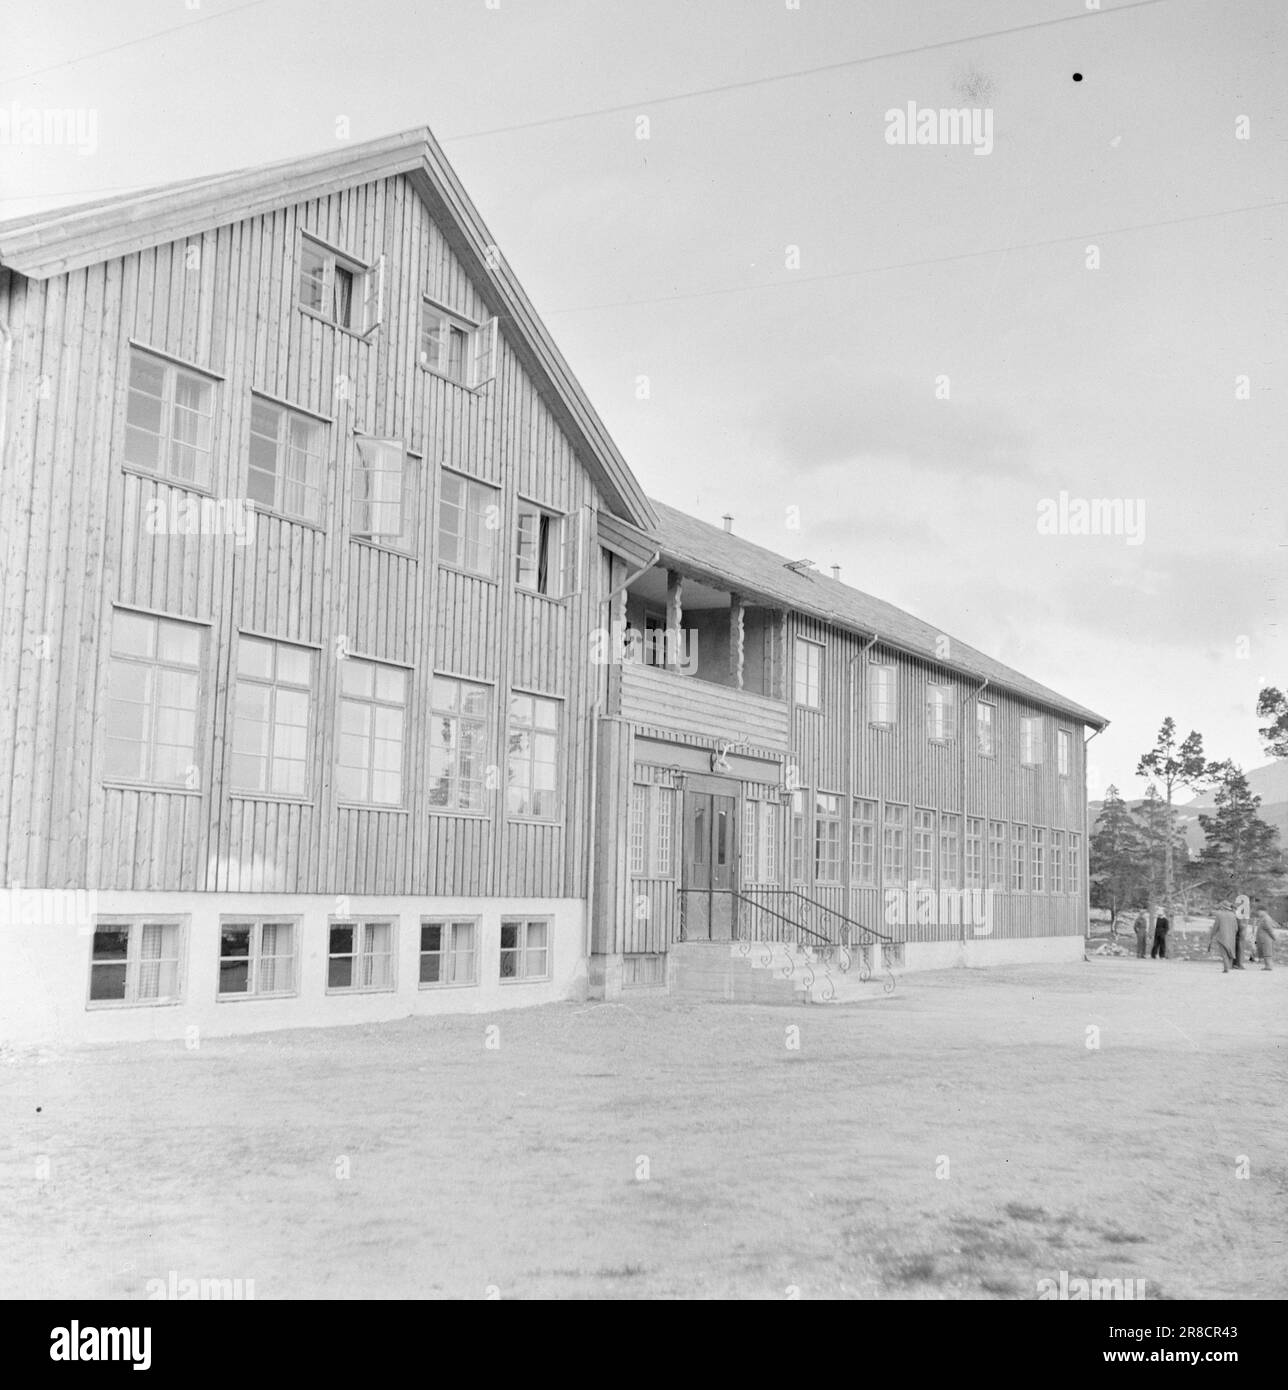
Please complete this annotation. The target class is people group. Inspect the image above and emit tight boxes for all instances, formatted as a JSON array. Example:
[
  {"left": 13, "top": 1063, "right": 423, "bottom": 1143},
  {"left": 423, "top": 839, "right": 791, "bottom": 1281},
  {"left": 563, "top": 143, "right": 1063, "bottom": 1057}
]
[{"left": 1126, "top": 897, "right": 1281, "bottom": 971}]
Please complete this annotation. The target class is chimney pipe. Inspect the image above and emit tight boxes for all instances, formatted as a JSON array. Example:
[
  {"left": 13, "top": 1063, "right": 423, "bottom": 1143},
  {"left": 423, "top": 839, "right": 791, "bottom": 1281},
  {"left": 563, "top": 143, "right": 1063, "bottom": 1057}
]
[
  {"left": 831, "top": 564, "right": 841, "bottom": 580},
  {"left": 722, "top": 514, "right": 733, "bottom": 533}
]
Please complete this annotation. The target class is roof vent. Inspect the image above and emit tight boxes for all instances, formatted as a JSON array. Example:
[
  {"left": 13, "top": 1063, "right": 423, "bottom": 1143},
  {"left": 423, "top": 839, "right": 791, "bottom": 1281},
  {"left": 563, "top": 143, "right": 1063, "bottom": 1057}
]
[
  {"left": 831, "top": 565, "right": 841, "bottom": 580},
  {"left": 784, "top": 559, "right": 816, "bottom": 575},
  {"left": 722, "top": 514, "right": 733, "bottom": 533}
]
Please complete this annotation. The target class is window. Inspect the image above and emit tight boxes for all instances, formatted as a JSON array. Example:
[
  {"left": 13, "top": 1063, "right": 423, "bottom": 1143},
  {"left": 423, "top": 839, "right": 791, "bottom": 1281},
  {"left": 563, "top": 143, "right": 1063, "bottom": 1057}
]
[
  {"left": 814, "top": 792, "right": 842, "bottom": 883},
  {"left": 1021, "top": 716, "right": 1044, "bottom": 766},
  {"left": 218, "top": 920, "right": 296, "bottom": 998},
  {"left": 869, "top": 664, "right": 896, "bottom": 726},
  {"left": 743, "top": 798, "right": 779, "bottom": 884},
  {"left": 882, "top": 803, "right": 907, "bottom": 885},
  {"left": 428, "top": 675, "right": 490, "bottom": 812},
  {"left": 1057, "top": 729, "right": 1071, "bottom": 777},
  {"left": 1068, "top": 833, "right": 1081, "bottom": 896},
  {"left": 1051, "top": 831, "right": 1064, "bottom": 895},
  {"left": 1032, "top": 827, "right": 1046, "bottom": 893},
  {"left": 419, "top": 919, "right": 478, "bottom": 987},
  {"left": 927, "top": 684, "right": 957, "bottom": 741},
  {"left": 336, "top": 658, "right": 407, "bottom": 807},
  {"left": 438, "top": 471, "right": 499, "bottom": 577},
  {"left": 966, "top": 817, "right": 984, "bottom": 889},
  {"left": 418, "top": 300, "right": 497, "bottom": 388},
  {"left": 247, "top": 397, "right": 325, "bottom": 522},
  {"left": 515, "top": 503, "right": 579, "bottom": 596},
  {"left": 1011, "top": 824, "right": 1027, "bottom": 892},
  {"left": 500, "top": 918, "right": 550, "bottom": 981},
  {"left": 790, "top": 790, "right": 808, "bottom": 883},
  {"left": 794, "top": 639, "right": 822, "bottom": 709},
  {"left": 353, "top": 438, "right": 417, "bottom": 550},
  {"left": 851, "top": 798, "right": 877, "bottom": 887},
  {"left": 104, "top": 610, "right": 203, "bottom": 786},
  {"left": 912, "top": 809, "right": 936, "bottom": 887},
  {"left": 977, "top": 701, "right": 996, "bottom": 756},
  {"left": 630, "top": 783, "right": 677, "bottom": 877},
  {"left": 939, "top": 814, "right": 961, "bottom": 886},
  {"left": 327, "top": 919, "right": 394, "bottom": 992},
  {"left": 123, "top": 348, "right": 215, "bottom": 488},
  {"left": 88, "top": 920, "right": 183, "bottom": 1006},
  {"left": 987, "top": 821, "right": 1006, "bottom": 890},
  {"left": 507, "top": 693, "right": 560, "bottom": 819},
  {"left": 231, "top": 636, "right": 312, "bottom": 797},
  {"left": 298, "top": 235, "right": 383, "bottom": 334}
]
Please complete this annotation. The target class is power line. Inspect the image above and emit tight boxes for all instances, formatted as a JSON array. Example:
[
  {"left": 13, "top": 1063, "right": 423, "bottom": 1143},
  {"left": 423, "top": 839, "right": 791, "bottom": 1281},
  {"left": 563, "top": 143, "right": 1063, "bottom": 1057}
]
[
  {"left": 441, "top": 0, "right": 1176, "bottom": 143},
  {"left": 542, "top": 197, "right": 1288, "bottom": 315},
  {"left": 0, "top": 0, "right": 276, "bottom": 84}
]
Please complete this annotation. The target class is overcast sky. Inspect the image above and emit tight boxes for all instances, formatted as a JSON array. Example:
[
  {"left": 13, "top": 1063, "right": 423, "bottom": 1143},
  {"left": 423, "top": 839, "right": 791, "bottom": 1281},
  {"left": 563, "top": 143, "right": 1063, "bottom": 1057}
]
[{"left": 2, "top": 0, "right": 1284, "bottom": 800}]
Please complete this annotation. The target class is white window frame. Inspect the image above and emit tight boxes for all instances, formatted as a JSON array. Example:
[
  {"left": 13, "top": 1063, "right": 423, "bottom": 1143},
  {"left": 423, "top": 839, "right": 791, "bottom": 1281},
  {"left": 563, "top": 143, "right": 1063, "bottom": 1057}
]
[
  {"left": 499, "top": 917, "right": 551, "bottom": 982},
  {"left": 790, "top": 790, "right": 808, "bottom": 884},
  {"left": 1068, "top": 833, "right": 1082, "bottom": 896},
  {"left": 868, "top": 664, "right": 897, "bottom": 727},
  {"left": 926, "top": 683, "right": 957, "bottom": 741},
  {"left": 1057, "top": 728, "right": 1071, "bottom": 777},
  {"left": 216, "top": 918, "right": 298, "bottom": 1000},
  {"left": 427, "top": 674, "right": 490, "bottom": 814},
  {"left": 1031, "top": 826, "right": 1046, "bottom": 893},
  {"left": 418, "top": 918, "right": 479, "bottom": 988},
  {"left": 326, "top": 918, "right": 396, "bottom": 993},
  {"left": 506, "top": 691, "right": 562, "bottom": 821},
  {"left": 353, "top": 438, "right": 417, "bottom": 551},
  {"left": 87, "top": 917, "right": 185, "bottom": 1009},
  {"left": 123, "top": 346, "right": 216, "bottom": 489},
  {"left": 298, "top": 233, "right": 384, "bottom": 335},
  {"left": 939, "top": 813, "right": 961, "bottom": 886},
  {"left": 912, "top": 808, "right": 936, "bottom": 888},
  {"left": 418, "top": 297, "right": 497, "bottom": 389},
  {"left": 1051, "top": 830, "right": 1065, "bottom": 895},
  {"left": 1021, "top": 715, "right": 1044, "bottom": 767},
  {"left": 231, "top": 635, "right": 314, "bottom": 798},
  {"left": 882, "top": 803, "right": 907, "bottom": 886},
  {"left": 977, "top": 701, "right": 996, "bottom": 757},
  {"left": 247, "top": 394, "right": 326, "bottom": 523},
  {"left": 631, "top": 782, "right": 677, "bottom": 878},
  {"left": 1011, "top": 824, "right": 1027, "bottom": 892},
  {"left": 742, "top": 797, "right": 779, "bottom": 885},
  {"left": 335, "top": 656, "right": 408, "bottom": 808},
  {"left": 437, "top": 468, "right": 500, "bottom": 578},
  {"left": 987, "top": 820, "right": 1006, "bottom": 890},
  {"left": 794, "top": 638, "right": 823, "bottom": 709},
  {"left": 850, "top": 798, "right": 877, "bottom": 887},
  {"left": 814, "top": 791, "right": 843, "bottom": 883},
  {"left": 965, "top": 817, "right": 984, "bottom": 889},
  {"left": 515, "top": 500, "right": 582, "bottom": 598},
  {"left": 103, "top": 608, "right": 205, "bottom": 789}
]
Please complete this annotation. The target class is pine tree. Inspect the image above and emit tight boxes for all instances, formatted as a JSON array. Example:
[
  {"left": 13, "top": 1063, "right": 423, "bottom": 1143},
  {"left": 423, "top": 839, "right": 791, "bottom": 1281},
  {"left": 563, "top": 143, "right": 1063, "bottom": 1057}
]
[
  {"left": 1136, "top": 719, "right": 1211, "bottom": 916},
  {"left": 1256, "top": 686, "right": 1288, "bottom": 759},
  {"left": 1089, "top": 786, "right": 1148, "bottom": 927},
  {"left": 1197, "top": 761, "right": 1285, "bottom": 899}
]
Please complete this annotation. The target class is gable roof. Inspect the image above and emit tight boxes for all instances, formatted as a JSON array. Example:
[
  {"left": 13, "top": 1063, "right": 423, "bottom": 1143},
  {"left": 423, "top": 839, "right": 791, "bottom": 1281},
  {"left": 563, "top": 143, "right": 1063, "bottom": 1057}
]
[
  {"left": 644, "top": 499, "right": 1108, "bottom": 728},
  {"left": 0, "top": 128, "right": 656, "bottom": 531}
]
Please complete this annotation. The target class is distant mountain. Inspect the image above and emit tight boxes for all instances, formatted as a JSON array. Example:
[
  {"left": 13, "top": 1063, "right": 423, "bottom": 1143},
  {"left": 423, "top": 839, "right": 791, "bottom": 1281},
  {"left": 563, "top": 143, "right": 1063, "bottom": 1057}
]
[{"left": 1090, "top": 761, "right": 1288, "bottom": 855}]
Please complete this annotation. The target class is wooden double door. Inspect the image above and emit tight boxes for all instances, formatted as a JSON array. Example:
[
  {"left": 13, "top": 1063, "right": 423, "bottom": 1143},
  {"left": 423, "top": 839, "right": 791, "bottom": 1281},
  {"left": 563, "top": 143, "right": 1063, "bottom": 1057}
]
[{"left": 681, "top": 777, "right": 738, "bottom": 941}]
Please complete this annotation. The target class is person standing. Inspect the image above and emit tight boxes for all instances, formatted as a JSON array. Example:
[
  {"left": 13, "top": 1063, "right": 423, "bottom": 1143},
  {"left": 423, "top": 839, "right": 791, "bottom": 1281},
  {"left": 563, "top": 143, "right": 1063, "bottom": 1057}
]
[
  {"left": 1150, "top": 910, "right": 1170, "bottom": 959},
  {"left": 1133, "top": 909, "right": 1149, "bottom": 959},
  {"left": 1208, "top": 903, "right": 1239, "bottom": 973},
  {"left": 1253, "top": 903, "right": 1280, "bottom": 972},
  {"left": 1233, "top": 894, "right": 1251, "bottom": 969}
]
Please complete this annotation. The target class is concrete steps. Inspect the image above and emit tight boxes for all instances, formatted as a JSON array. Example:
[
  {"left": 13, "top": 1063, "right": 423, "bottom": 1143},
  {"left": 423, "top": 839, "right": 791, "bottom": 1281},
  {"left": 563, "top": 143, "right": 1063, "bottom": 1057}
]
[{"left": 669, "top": 940, "right": 899, "bottom": 1005}]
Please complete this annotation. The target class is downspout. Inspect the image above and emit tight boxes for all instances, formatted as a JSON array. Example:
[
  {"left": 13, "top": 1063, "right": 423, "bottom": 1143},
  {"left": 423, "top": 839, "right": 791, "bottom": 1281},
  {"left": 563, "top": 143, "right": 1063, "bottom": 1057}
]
[{"left": 1083, "top": 721, "right": 1109, "bottom": 946}]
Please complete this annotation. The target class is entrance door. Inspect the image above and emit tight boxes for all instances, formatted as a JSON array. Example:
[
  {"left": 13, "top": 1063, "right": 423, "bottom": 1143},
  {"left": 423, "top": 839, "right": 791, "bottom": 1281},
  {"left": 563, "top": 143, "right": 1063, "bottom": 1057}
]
[{"left": 682, "top": 787, "right": 737, "bottom": 941}]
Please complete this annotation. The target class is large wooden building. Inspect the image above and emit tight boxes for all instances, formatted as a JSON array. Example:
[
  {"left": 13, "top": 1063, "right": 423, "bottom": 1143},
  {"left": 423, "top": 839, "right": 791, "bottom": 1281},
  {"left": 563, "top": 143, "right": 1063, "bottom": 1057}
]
[{"left": 0, "top": 130, "right": 1106, "bottom": 1044}]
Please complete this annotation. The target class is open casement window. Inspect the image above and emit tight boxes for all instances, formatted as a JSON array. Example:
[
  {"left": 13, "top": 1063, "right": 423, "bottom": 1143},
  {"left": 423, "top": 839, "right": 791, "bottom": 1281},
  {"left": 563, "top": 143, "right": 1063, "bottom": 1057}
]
[
  {"left": 515, "top": 503, "right": 583, "bottom": 597},
  {"left": 419, "top": 300, "right": 497, "bottom": 389},
  {"left": 298, "top": 235, "right": 383, "bottom": 335},
  {"left": 353, "top": 437, "right": 416, "bottom": 549}
]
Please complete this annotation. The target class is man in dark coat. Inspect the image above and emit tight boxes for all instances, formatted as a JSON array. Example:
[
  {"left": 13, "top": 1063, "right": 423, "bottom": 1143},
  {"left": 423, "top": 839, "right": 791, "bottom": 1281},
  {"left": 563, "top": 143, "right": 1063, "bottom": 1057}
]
[
  {"left": 1253, "top": 904, "right": 1280, "bottom": 972},
  {"left": 1133, "top": 910, "right": 1149, "bottom": 958},
  {"left": 1150, "top": 911, "right": 1170, "bottom": 959},
  {"left": 1208, "top": 905, "right": 1239, "bottom": 973}
]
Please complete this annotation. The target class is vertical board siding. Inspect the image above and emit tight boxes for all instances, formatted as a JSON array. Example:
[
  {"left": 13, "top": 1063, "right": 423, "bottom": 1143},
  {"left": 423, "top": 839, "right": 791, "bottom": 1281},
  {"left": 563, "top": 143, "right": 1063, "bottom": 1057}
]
[{"left": 1, "top": 172, "right": 608, "bottom": 902}]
